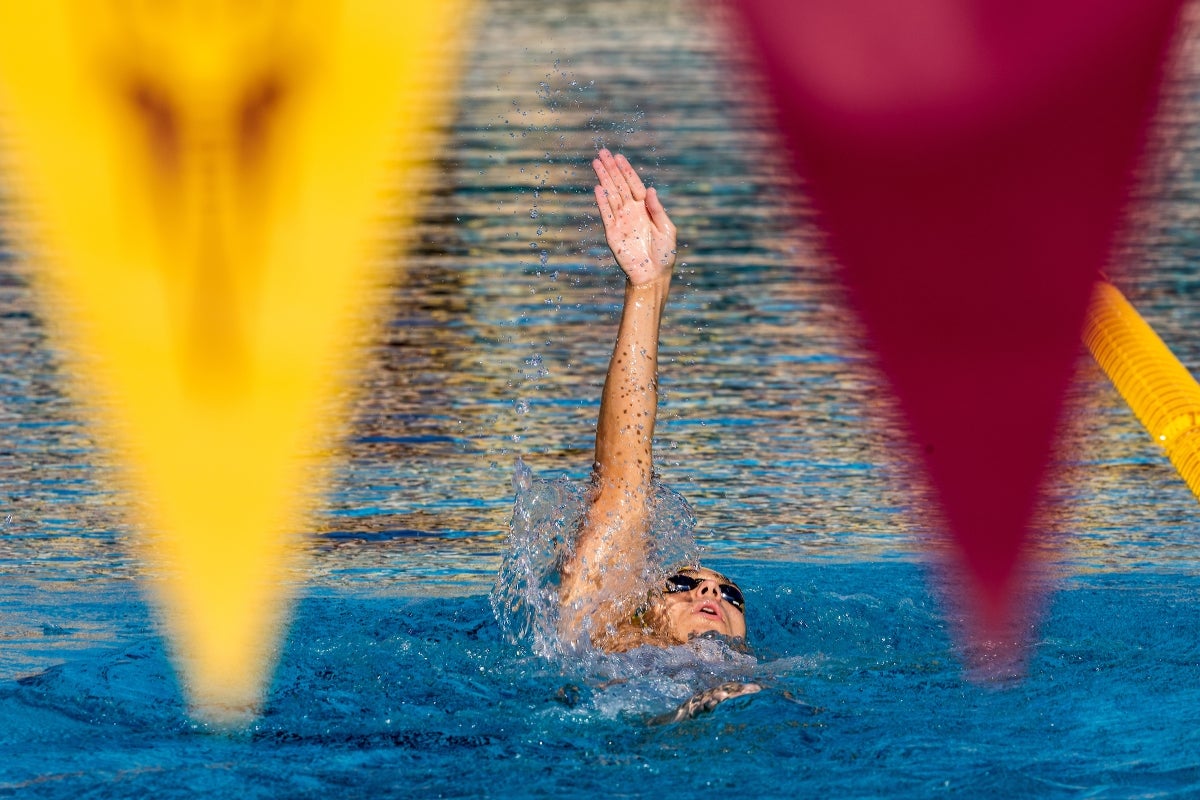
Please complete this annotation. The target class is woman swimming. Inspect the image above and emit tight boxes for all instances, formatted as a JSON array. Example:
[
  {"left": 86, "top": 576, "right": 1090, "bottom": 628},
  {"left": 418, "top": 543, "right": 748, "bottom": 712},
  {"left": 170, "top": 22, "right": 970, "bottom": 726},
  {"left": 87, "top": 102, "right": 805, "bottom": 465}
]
[{"left": 557, "top": 149, "right": 749, "bottom": 654}]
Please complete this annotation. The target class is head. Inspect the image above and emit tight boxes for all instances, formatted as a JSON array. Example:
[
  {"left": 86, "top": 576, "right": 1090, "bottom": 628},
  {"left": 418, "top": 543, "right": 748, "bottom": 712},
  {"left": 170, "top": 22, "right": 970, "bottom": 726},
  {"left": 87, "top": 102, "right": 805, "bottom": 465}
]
[{"left": 644, "top": 566, "right": 747, "bottom": 643}]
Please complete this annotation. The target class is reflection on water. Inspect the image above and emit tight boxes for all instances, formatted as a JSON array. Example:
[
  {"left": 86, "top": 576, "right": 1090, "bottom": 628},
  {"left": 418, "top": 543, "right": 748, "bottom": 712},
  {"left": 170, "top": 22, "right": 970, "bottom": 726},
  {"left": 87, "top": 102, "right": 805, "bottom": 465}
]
[
  {"left": 2, "top": 0, "right": 1200, "bottom": 673},
  {"left": 314, "top": 0, "right": 922, "bottom": 590}
]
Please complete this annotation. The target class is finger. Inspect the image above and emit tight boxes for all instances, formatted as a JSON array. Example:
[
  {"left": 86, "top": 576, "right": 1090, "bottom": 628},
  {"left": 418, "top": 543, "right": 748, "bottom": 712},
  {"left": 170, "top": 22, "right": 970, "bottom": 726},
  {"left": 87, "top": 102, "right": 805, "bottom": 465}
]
[
  {"left": 599, "top": 149, "right": 635, "bottom": 203},
  {"left": 645, "top": 187, "right": 674, "bottom": 234},
  {"left": 591, "top": 152, "right": 610, "bottom": 187},
  {"left": 592, "top": 158, "right": 623, "bottom": 214},
  {"left": 594, "top": 185, "right": 617, "bottom": 225},
  {"left": 614, "top": 153, "right": 647, "bottom": 201}
]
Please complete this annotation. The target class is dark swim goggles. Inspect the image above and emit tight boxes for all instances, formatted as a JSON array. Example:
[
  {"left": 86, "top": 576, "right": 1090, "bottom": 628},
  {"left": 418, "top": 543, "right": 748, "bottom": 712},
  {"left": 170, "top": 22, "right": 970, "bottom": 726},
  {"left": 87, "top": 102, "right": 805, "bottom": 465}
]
[{"left": 664, "top": 573, "right": 746, "bottom": 613}]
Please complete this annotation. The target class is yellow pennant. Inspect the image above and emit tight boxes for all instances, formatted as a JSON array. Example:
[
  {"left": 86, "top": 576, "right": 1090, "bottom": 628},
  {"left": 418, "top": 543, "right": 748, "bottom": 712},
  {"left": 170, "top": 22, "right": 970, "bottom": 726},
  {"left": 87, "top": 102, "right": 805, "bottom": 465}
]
[{"left": 0, "top": 1, "right": 472, "bottom": 723}]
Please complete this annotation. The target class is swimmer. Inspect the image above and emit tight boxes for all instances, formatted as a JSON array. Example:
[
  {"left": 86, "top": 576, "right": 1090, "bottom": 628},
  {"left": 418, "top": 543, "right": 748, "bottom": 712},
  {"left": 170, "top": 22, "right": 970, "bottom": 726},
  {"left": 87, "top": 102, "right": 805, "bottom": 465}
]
[{"left": 558, "top": 150, "right": 752, "bottom": 662}]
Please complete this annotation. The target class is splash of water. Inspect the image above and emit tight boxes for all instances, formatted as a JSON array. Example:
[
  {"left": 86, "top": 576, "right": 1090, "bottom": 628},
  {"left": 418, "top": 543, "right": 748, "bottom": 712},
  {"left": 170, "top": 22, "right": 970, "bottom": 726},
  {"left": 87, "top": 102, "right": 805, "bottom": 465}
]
[
  {"left": 491, "top": 458, "right": 701, "bottom": 660},
  {"left": 490, "top": 460, "right": 761, "bottom": 721}
]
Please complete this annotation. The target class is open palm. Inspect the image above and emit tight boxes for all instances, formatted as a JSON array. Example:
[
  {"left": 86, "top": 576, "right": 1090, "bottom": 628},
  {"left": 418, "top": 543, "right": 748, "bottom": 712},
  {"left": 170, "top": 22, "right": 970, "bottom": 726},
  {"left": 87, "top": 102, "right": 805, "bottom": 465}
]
[{"left": 592, "top": 149, "right": 676, "bottom": 286}]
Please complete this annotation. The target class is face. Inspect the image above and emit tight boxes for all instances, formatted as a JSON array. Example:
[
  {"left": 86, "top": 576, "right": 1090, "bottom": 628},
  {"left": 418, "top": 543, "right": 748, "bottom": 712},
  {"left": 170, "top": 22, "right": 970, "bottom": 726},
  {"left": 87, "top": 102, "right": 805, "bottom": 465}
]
[{"left": 655, "top": 567, "right": 747, "bottom": 642}]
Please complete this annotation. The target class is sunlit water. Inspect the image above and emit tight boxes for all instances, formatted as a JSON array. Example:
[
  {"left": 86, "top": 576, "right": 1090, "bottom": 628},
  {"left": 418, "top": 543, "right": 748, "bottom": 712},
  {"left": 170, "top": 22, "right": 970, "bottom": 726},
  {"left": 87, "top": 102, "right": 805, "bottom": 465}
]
[{"left": 4, "top": 1, "right": 1200, "bottom": 796}]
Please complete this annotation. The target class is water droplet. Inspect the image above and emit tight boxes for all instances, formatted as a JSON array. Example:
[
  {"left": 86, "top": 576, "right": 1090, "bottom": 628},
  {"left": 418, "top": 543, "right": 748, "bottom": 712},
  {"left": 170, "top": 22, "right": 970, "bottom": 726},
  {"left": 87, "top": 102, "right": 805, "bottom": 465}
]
[{"left": 530, "top": 209, "right": 539, "bottom": 219}]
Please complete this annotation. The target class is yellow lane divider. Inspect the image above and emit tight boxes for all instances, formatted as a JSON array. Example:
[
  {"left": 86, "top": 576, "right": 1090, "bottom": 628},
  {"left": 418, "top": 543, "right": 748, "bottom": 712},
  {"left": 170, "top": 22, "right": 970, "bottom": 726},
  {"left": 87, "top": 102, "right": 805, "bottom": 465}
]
[{"left": 1084, "top": 280, "right": 1200, "bottom": 501}]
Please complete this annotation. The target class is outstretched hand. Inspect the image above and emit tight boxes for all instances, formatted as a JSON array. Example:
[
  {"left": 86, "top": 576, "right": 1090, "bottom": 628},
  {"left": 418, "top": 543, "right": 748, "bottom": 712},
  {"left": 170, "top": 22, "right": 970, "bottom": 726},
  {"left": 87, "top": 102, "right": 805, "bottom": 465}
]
[
  {"left": 648, "top": 681, "right": 763, "bottom": 726},
  {"left": 592, "top": 149, "right": 676, "bottom": 286}
]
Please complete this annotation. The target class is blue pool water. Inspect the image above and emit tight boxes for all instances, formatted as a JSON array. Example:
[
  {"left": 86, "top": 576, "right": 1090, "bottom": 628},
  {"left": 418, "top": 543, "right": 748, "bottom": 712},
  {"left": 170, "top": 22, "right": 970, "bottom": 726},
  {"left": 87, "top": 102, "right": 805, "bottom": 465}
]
[
  {"left": 6, "top": 560, "right": 1200, "bottom": 797},
  {"left": 6, "top": 0, "right": 1200, "bottom": 796}
]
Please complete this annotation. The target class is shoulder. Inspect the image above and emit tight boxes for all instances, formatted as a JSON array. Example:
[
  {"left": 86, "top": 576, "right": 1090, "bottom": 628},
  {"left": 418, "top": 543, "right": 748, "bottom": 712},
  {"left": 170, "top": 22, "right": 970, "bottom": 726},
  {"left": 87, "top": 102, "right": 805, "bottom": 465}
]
[{"left": 559, "top": 596, "right": 672, "bottom": 654}]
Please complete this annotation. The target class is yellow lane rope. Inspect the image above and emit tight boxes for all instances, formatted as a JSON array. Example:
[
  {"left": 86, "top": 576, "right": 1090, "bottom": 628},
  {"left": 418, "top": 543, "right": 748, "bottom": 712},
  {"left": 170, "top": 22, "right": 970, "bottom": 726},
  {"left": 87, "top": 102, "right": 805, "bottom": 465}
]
[{"left": 1084, "top": 280, "right": 1200, "bottom": 501}]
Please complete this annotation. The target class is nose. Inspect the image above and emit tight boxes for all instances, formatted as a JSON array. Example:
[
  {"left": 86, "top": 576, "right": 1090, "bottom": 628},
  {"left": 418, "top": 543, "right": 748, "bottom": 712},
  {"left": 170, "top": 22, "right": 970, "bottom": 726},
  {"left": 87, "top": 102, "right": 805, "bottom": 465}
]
[{"left": 696, "top": 579, "right": 721, "bottom": 598}]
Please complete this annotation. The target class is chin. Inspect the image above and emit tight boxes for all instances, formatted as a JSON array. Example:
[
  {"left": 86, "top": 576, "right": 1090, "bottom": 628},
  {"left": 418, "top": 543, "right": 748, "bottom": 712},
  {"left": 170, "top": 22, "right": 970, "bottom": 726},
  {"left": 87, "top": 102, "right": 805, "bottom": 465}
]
[{"left": 682, "top": 619, "right": 730, "bottom": 639}]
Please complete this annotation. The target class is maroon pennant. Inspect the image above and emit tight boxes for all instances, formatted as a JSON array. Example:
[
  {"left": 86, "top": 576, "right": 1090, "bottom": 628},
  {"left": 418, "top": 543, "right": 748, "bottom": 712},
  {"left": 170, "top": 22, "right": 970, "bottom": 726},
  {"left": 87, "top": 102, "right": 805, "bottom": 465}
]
[{"left": 729, "top": 0, "right": 1185, "bottom": 649}]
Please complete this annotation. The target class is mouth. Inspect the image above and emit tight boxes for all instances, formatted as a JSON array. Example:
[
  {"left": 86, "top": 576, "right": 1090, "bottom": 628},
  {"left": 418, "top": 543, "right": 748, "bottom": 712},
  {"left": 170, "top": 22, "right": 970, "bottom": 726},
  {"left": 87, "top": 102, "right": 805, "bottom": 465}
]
[{"left": 694, "top": 601, "right": 724, "bottom": 622}]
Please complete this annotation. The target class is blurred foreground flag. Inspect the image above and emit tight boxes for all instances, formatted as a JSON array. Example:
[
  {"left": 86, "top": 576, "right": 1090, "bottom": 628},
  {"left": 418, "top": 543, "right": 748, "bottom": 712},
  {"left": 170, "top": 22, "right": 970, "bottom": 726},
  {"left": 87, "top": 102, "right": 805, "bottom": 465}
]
[
  {"left": 729, "top": 0, "right": 1185, "bottom": 651},
  {"left": 0, "top": 1, "right": 472, "bottom": 722}
]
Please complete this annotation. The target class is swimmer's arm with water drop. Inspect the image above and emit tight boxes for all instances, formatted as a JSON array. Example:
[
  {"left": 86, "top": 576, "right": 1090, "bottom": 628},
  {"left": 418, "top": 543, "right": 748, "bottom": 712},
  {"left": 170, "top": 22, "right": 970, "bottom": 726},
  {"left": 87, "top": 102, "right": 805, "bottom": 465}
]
[{"left": 560, "top": 150, "right": 677, "bottom": 618}]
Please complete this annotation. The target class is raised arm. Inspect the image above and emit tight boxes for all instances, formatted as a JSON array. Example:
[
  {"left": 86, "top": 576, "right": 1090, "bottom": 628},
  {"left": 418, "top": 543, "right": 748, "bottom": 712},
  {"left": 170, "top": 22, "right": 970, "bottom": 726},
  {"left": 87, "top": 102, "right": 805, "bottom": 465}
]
[
  {"left": 589, "top": 150, "right": 676, "bottom": 513},
  {"left": 560, "top": 150, "right": 677, "bottom": 630}
]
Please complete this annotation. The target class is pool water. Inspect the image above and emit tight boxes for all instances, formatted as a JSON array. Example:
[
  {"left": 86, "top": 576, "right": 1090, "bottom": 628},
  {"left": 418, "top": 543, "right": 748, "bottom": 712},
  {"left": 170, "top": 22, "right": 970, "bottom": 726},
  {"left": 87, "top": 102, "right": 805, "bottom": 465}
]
[
  {"left": 5, "top": 0, "right": 1200, "bottom": 796},
  {"left": 6, "top": 562, "right": 1200, "bottom": 797}
]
